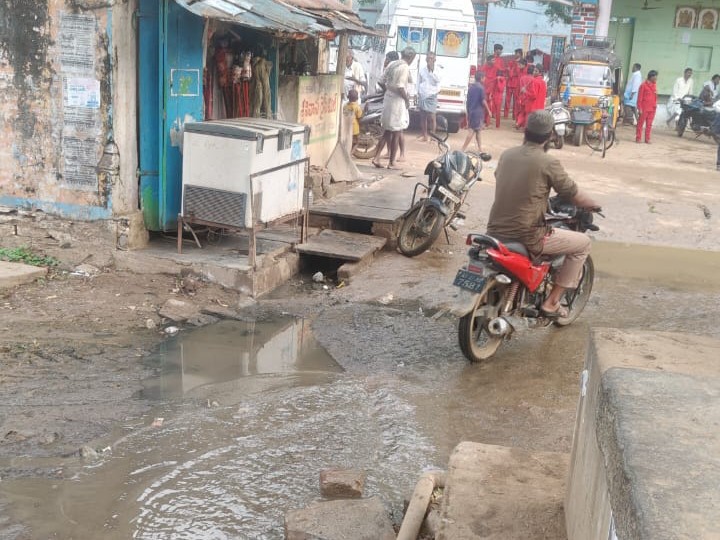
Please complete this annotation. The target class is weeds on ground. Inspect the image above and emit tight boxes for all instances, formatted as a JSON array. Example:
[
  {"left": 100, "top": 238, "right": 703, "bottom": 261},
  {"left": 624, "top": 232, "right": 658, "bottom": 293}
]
[{"left": 0, "top": 246, "right": 59, "bottom": 267}]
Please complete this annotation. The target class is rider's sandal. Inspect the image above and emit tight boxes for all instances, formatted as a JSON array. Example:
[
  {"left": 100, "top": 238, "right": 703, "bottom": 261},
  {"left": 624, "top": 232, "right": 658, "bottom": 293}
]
[{"left": 540, "top": 305, "right": 569, "bottom": 318}]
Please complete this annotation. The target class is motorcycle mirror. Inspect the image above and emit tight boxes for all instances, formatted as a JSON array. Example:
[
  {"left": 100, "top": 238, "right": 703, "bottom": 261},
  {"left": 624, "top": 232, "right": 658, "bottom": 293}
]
[{"left": 480, "top": 153, "right": 492, "bottom": 162}]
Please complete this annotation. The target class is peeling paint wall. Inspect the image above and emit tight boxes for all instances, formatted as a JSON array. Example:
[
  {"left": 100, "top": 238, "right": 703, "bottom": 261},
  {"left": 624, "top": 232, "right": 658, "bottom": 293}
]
[{"left": 0, "top": 0, "right": 115, "bottom": 218}]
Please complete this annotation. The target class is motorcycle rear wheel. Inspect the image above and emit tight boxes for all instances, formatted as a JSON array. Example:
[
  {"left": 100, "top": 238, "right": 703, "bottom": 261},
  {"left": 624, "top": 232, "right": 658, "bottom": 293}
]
[
  {"left": 397, "top": 204, "right": 445, "bottom": 257},
  {"left": 352, "top": 124, "right": 384, "bottom": 159},
  {"left": 458, "top": 279, "right": 505, "bottom": 362},
  {"left": 553, "top": 256, "right": 595, "bottom": 327},
  {"left": 676, "top": 116, "right": 687, "bottom": 137}
]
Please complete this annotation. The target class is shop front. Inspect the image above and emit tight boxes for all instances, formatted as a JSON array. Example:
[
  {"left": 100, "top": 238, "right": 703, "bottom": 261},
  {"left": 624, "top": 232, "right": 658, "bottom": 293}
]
[{"left": 137, "top": 0, "right": 372, "bottom": 232}]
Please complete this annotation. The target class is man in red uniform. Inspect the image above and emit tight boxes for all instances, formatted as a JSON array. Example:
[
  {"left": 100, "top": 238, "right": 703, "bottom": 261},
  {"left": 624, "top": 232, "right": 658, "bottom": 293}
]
[
  {"left": 530, "top": 67, "right": 547, "bottom": 112},
  {"left": 636, "top": 70, "right": 658, "bottom": 143},
  {"left": 515, "top": 61, "right": 532, "bottom": 129},
  {"left": 493, "top": 70, "right": 507, "bottom": 128},
  {"left": 481, "top": 55, "right": 497, "bottom": 127},
  {"left": 505, "top": 48, "right": 523, "bottom": 119}
]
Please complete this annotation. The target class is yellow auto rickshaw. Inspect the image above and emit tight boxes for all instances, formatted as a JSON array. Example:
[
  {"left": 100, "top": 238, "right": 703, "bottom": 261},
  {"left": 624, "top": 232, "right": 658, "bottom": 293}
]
[{"left": 554, "top": 40, "right": 623, "bottom": 149}]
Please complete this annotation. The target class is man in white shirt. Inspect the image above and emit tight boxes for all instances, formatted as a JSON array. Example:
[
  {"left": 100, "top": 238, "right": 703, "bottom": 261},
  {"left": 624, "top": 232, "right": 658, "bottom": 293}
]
[
  {"left": 417, "top": 52, "right": 442, "bottom": 142},
  {"left": 703, "top": 74, "right": 720, "bottom": 99},
  {"left": 667, "top": 67, "right": 694, "bottom": 126},
  {"left": 623, "top": 63, "right": 642, "bottom": 125},
  {"left": 344, "top": 52, "right": 367, "bottom": 105}
]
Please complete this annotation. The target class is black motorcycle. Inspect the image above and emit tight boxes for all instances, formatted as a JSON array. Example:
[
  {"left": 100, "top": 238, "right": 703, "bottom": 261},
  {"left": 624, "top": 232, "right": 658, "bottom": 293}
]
[
  {"left": 352, "top": 93, "right": 384, "bottom": 159},
  {"left": 397, "top": 117, "right": 491, "bottom": 257},
  {"left": 676, "top": 94, "right": 718, "bottom": 138}
]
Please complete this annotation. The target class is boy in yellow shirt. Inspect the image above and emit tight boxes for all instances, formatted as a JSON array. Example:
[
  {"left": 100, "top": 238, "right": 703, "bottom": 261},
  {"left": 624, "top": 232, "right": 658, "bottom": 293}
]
[{"left": 344, "top": 89, "right": 363, "bottom": 149}]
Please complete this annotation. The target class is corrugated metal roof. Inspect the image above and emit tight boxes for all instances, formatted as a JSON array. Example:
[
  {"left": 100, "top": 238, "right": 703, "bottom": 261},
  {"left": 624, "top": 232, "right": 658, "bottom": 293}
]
[
  {"left": 283, "top": 0, "right": 383, "bottom": 35},
  {"left": 176, "top": 0, "right": 380, "bottom": 36},
  {"left": 175, "top": 0, "right": 327, "bottom": 35},
  {"left": 282, "top": 0, "right": 355, "bottom": 14}
]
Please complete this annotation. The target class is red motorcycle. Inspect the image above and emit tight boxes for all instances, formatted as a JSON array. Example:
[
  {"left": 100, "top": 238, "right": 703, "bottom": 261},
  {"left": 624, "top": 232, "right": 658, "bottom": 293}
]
[{"left": 451, "top": 198, "right": 602, "bottom": 362}]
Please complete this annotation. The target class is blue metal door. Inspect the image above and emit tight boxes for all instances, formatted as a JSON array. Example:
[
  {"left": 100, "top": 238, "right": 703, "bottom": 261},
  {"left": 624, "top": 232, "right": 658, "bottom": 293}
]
[
  {"left": 137, "top": 0, "right": 161, "bottom": 230},
  {"left": 138, "top": 0, "right": 204, "bottom": 231},
  {"left": 161, "top": 0, "right": 205, "bottom": 230}
]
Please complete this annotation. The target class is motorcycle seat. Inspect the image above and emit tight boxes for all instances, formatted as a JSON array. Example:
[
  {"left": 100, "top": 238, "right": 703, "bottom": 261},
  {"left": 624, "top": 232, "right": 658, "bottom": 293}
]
[{"left": 502, "top": 241, "right": 530, "bottom": 258}]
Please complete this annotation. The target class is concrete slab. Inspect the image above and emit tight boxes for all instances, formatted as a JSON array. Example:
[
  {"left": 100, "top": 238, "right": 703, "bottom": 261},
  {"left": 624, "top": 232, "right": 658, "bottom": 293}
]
[
  {"left": 0, "top": 261, "right": 47, "bottom": 289},
  {"left": 113, "top": 226, "right": 301, "bottom": 297},
  {"left": 437, "top": 442, "right": 569, "bottom": 540},
  {"left": 295, "top": 229, "right": 386, "bottom": 261},
  {"left": 566, "top": 329, "right": 720, "bottom": 540},
  {"left": 310, "top": 173, "right": 415, "bottom": 224}
]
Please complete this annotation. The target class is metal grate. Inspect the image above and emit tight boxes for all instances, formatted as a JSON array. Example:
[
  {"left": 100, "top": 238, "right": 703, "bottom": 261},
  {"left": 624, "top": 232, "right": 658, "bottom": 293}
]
[{"left": 183, "top": 184, "right": 247, "bottom": 228}]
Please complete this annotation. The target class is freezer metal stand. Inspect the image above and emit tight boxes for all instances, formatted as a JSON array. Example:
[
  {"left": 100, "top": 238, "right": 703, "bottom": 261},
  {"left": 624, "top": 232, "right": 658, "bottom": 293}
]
[{"left": 177, "top": 158, "right": 310, "bottom": 269}]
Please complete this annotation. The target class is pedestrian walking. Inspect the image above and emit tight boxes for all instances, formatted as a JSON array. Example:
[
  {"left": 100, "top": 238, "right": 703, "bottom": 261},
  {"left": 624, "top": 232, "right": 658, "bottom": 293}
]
[
  {"left": 623, "top": 63, "right": 642, "bottom": 126},
  {"left": 637, "top": 70, "right": 658, "bottom": 143},
  {"left": 462, "top": 71, "right": 492, "bottom": 152},
  {"left": 417, "top": 52, "right": 441, "bottom": 142}
]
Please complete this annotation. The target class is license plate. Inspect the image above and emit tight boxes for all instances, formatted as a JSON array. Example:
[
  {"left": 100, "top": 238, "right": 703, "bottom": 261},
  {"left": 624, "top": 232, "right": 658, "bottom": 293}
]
[
  {"left": 439, "top": 89, "right": 461, "bottom": 97},
  {"left": 437, "top": 185, "right": 460, "bottom": 204},
  {"left": 453, "top": 269, "right": 487, "bottom": 292}
]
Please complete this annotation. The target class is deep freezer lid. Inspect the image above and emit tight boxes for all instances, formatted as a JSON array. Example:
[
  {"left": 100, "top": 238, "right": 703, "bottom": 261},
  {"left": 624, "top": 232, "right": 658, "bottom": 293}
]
[
  {"left": 184, "top": 120, "right": 270, "bottom": 140},
  {"left": 184, "top": 119, "right": 310, "bottom": 153}
]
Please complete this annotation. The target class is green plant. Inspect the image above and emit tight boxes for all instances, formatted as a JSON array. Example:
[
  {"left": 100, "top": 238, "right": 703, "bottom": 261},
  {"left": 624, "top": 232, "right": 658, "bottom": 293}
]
[{"left": 0, "top": 246, "right": 59, "bottom": 267}]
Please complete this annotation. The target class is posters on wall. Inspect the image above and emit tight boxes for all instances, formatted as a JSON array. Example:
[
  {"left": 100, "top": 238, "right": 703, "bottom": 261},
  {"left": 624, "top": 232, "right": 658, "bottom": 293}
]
[{"left": 59, "top": 13, "right": 101, "bottom": 192}]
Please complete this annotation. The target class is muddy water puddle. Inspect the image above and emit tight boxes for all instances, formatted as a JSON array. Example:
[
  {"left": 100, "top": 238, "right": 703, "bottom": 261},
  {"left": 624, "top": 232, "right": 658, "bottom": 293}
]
[{"left": 0, "top": 318, "right": 437, "bottom": 539}]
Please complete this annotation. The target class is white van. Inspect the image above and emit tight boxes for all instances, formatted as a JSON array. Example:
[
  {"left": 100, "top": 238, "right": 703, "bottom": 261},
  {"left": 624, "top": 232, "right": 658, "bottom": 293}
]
[{"left": 376, "top": 0, "right": 478, "bottom": 132}]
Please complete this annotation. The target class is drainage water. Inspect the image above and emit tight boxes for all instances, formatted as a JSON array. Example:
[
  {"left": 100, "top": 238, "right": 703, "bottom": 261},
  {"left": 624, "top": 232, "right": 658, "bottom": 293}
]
[{"left": 0, "top": 318, "right": 437, "bottom": 539}]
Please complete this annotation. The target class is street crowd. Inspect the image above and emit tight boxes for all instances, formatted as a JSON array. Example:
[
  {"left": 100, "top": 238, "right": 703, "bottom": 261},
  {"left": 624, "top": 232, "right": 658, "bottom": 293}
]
[{"left": 341, "top": 43, "right": 720, "bottom": 172}]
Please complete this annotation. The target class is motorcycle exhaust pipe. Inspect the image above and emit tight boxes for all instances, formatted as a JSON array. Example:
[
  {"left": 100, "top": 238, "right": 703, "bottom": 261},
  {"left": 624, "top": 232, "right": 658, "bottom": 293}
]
[{"left": 488, "top": 317, "right": 511, "bottom": 336}]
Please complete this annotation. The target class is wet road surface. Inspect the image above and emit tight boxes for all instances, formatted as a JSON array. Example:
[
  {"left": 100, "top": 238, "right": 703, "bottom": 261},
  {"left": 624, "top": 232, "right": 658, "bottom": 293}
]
[{"left": 1, "top": 244, "right": 719, "bottom": 538}]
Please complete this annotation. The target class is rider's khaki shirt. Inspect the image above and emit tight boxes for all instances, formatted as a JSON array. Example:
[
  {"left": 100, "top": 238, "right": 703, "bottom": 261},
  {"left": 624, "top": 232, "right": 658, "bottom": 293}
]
[{"left": 487, "top": 142, "right": 578, "bottom": 254}]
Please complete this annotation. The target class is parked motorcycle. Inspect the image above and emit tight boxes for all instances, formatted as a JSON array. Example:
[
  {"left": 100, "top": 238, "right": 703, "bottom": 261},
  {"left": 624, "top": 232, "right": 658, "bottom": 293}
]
[
  {"left": 547, "top": 101, "right": 571, "bottom": 149},
  {"left": 451, "top": 197, "right": 602, "bottom": 361},
  {"left": 397, "top": 117, "right": 491, "bottom": 257},
  {"left": 352, "top": 93, "right": 384, "bottom": 159},
  {"left": 676, "top": 95, "right": 719, "bottom": 139}
]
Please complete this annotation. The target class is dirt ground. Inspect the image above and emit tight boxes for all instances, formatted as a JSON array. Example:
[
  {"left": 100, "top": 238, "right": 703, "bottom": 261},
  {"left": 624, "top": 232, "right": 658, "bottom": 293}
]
[{"left": 0, "top": 120, "right": 719, "bottom": 534}]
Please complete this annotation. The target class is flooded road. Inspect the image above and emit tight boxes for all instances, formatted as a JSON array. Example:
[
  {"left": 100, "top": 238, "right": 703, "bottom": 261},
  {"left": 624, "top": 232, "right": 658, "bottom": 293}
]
[{"left": 1, "top": 243, "right": 719, "bottom": 538}]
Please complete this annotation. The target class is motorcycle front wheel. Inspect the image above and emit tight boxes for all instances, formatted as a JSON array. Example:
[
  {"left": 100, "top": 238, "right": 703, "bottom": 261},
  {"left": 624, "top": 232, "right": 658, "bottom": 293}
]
[
  {"left": 554, "top": 256, "right": 595, "bottom": 327},
  {"left": 553, "top": 133, "right": 564, "bottom": 149},
  {"left": 458, "top": 279, "right": 506, "bottom": 362},
  {"left": 397, "top": 203, "right": 445, "bottom": 257},
  {"left": 572, "top": 124, "right": 584, "bottom": 147},
  {"left": 676, "top": 116, "right": 687, "bottom": 137}
]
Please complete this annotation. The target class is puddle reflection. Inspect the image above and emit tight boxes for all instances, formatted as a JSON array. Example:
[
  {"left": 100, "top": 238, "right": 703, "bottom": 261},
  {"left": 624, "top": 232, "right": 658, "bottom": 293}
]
[{"left": 142, "top": 318, "right": 342, "bottom": 399}]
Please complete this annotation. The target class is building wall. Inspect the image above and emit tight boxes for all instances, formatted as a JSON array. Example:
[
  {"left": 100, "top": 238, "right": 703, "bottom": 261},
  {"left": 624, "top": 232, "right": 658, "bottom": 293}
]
[
  {"left": 612, "top": 0, "right": 720, "bottom": 95},
  {"left": 0, "top": 0, "right": 136, "bottom": 221},
  {"left": 572, "top": 5, "right": 599, "bottom": 46}
]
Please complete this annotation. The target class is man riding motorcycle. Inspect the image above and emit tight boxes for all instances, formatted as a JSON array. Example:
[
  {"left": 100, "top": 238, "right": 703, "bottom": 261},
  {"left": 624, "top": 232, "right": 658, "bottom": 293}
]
[{"left": 486, "top": 110, "right": 601, "bottom": 318}]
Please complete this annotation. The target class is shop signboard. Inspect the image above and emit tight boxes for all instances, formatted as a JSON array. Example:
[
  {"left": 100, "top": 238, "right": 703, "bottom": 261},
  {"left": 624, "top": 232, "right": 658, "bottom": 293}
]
[{"left": 297, "top": 75, "right": 342, "bottom": 166}]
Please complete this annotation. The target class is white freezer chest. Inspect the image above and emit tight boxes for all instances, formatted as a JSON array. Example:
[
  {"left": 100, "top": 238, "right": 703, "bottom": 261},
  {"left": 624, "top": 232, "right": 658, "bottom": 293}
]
[{"left": 181, "top": 118, "right": 310, "bottom": 229}]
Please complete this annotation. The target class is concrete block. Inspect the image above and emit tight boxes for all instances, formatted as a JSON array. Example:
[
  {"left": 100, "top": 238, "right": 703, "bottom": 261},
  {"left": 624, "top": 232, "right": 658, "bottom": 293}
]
[
  {"left": 436, "top": 442, "right": 568, "bottom": 540},
  {"left": 319, "top": 468, "right": 366, "bottom": 498},
  {"left": 566, "top": 329, "right": 720, "bottom": 540},
  {"left": 599, "top": 368, "right": 720, "bottom": 540},
  {"left": 285, "top": 497, "right": 395, "bottom": 540},
  {"left": 0, "top": 261, "right": 48, "bottom": 290},
  {"left": 158, "top": 299, "right": 201, "bottom": 323}
]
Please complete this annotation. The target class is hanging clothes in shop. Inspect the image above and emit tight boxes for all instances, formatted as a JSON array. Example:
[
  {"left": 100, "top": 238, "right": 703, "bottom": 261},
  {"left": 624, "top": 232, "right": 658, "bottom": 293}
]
[{"left": 251, "top": 55, "right": 272, "bottom": 118}]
